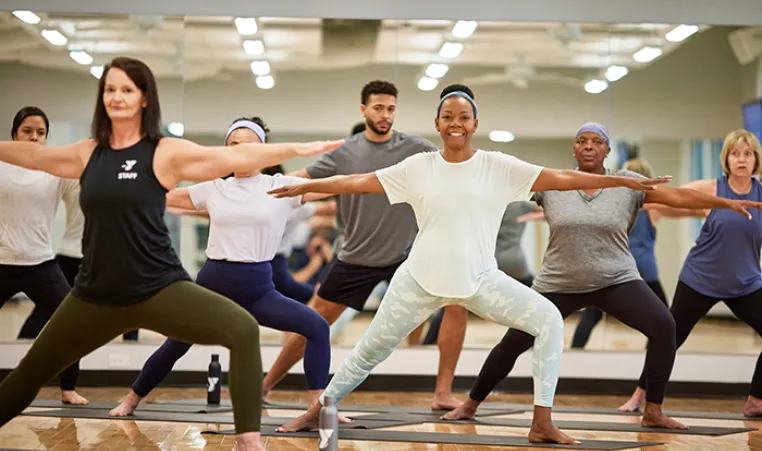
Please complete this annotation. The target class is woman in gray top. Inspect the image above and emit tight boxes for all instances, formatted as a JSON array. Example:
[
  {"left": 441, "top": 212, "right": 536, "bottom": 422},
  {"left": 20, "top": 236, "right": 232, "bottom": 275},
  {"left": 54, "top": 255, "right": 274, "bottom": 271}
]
[{"left": 442, "top": 122, "right": 762, "bottom": 430}]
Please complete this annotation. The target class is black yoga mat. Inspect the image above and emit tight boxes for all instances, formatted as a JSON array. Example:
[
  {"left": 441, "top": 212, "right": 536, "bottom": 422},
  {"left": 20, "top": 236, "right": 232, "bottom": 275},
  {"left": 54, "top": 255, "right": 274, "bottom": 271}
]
[
  {"left": 482, "top": 402, "right": 762, "bottom": 421},
  {"left": 204, "top": 426, "right": 662, "bottom": 450},
  {"left": 29, "top": 399, "right": 232, "bottom": 413},
  {"left": 357, "top": 412, "right": 756, "bottom": 436},
  {"left": 153, "top": 398, "right": 516, "bottom": 416}
]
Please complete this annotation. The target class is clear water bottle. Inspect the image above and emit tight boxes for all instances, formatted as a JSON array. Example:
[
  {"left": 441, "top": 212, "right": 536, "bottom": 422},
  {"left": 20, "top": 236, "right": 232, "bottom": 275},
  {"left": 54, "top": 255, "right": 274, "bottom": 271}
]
[
  {"left": 318, "top": 396, "right": 338, "bottom": 451},
  {"left": 207, "top": 354, "right": 221, "bottom": 405}
]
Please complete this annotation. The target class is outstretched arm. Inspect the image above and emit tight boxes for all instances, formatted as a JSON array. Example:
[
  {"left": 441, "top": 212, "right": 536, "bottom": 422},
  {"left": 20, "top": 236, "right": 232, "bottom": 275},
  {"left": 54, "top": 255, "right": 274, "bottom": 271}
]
[
  {"left": 161, "top": 138, "right": 343, "bottom": 185},
  {"left": 268, "top": 173, "right": 384, "bottom": 198},
  {"left": 166, "top": 188, "right": 196, "bottom": 210},
  {"left": 0, "top": 139, "right": 91, "bottom": 179},
  {"left": 644, "top": 180, "right": 762, "bottom": 218},
  {"left": 530, "top": 168, "right": 671, "bottom": 193},
  {"left": 642, "top": 179, "right": 713, "bottom": 220}
]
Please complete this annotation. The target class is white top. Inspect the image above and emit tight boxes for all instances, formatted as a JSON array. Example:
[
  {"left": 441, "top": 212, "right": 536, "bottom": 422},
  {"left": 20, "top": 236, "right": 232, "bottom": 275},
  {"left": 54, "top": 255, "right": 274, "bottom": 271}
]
[
  {"left": 277, "top": 202, "right": 317, "bottom": 256},
  {"left": 56, "top": 183, "right": 86, "bottom": 259},
  {"left": 0, "top": 162, "right": 78, "bottom": 265},
  {"left": 376, "top": 150, "right": 543, "bottom": 298},
  {"left": 188, "top": 174, "right": 305, "bottom": 263}
]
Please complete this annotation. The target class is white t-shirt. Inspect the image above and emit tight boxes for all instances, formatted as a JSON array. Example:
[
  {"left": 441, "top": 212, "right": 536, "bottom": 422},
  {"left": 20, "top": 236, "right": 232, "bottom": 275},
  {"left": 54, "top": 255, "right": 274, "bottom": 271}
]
[
  {"left": 376, "top": 150, "right": 543, "bottom": 298},
  {"left": 0, "top": 162, "right": 78, "bottom": 265},
  {"left": 57, "top": 183, "right": 85, "bottom": 259},
  {"left": 188, "top": 174, "right": 305, "bottom": 263},
  {"left": 277, "top": 202, "right": 317, "bottom": 256}
]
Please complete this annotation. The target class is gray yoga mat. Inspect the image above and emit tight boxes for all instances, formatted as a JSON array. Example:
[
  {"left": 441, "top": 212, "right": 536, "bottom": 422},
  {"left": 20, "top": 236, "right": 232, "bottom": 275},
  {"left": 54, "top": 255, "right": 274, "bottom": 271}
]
[
  {"left": 19, "top": 408, "right": 416, "bottom": 430},
  {"left": 205, "top": 426, "right": 662, "bottom": 450},
  {"left": 154, "top": 398, "right": 516, "bottom": 416},
  {"left": 482, "top": 402, "right": 762, "bottom": 421},
  {"left": 29, "top": 399, "right": 233, "bottom": 413},
  {"left": 357, "top": 412, "right": 756, "bottom": 436}
]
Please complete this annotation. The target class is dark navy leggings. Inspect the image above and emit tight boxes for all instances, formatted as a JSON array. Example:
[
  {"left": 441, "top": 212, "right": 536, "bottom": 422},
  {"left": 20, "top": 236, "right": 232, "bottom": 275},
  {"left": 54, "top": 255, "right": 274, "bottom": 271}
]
[
  {"left": 270, "top": 254, "right": 314, "bottom": 304},
  {"left": 132, "top": 259, "right": 330, "bottom": 396}
]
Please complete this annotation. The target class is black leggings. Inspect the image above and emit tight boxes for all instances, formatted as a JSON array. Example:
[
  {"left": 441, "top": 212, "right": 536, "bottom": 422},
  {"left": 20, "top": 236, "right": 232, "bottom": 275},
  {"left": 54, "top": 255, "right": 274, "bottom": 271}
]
[
  {"left": 470, "top": 280, "right": 676, "bottom": 405},
  {"left": 571, "top": 280, "right": 667, "bottom": 349},
  {"left": 55, "top": 255, "right": 139, "bottom": 341},
  {"left": 423, "top": 275, "right": 534, "bottom": 345},
  {"left": 0, "top": 260, "right": 80, "bottom": 391},
  {"left": 637, "top": 281, "right": 762, "bottom": 398}
]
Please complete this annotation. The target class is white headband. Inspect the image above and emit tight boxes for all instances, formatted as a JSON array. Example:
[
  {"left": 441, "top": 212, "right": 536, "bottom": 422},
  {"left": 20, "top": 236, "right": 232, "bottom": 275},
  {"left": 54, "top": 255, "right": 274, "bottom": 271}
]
[{"left": 225, "top": 120, "right": 266, "bottom": 144}]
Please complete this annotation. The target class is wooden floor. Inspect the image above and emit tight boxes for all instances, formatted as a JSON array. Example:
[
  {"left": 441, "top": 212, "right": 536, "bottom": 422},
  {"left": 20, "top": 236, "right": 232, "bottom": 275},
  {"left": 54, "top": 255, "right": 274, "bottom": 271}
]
[{"left": 2, "top": 387, "right": 762, "bottom": 450}]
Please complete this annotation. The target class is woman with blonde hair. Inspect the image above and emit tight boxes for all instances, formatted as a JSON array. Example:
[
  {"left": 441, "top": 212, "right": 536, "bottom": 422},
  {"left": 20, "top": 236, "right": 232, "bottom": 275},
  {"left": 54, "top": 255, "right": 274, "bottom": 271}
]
[{"left": 620, "top": 129, "right": 762, "bottom": 416}]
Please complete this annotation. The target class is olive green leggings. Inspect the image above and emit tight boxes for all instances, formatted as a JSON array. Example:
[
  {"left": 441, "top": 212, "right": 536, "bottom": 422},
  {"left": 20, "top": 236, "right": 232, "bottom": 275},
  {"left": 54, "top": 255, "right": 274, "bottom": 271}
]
[{"left": 0, "top": 281, "right": 263, "bottom": 433}]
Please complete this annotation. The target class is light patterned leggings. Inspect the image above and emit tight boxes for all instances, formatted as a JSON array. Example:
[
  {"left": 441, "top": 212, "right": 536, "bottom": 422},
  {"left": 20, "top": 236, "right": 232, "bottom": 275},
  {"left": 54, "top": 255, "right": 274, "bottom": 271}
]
[{"left": 320, "top": 262, "right": 565, "bottom": 408}]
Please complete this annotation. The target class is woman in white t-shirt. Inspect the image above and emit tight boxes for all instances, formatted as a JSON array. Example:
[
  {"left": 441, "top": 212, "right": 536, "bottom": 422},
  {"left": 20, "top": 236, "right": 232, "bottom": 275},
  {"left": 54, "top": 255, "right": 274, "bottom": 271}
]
[
  {"left": 0, "top": 106, "right": 88, "bottom": 405},
  {"left": 109, "top": 117, "right": 333, "bottom": 418},
  {"left": 267, "top": 85, "right": 670, "bottom": 444}
]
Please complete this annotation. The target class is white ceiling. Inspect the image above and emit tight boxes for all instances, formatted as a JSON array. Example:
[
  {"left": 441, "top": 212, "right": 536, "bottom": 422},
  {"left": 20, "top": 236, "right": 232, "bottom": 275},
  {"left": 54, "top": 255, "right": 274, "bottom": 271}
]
[{"left": 0, "top": 12, "right": 709, "bottom": 90}]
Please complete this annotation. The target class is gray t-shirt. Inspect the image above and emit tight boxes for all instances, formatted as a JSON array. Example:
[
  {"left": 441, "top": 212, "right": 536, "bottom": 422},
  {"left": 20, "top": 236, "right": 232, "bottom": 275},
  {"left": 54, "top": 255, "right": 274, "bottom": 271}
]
[
  {"left": 531, "top": 169, "right": 646, "bottom": 294},
  {"left": 306, "top": 131, "right": 437, "bottom": 267},
  {"left": 495, "top": 201, "right": 536, "bottom": 280}
]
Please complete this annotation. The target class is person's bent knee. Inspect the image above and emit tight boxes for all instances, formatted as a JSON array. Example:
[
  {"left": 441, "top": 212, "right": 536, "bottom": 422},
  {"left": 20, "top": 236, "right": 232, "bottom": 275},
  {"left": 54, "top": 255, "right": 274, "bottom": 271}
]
[
  {"left": 226, "top": 315, "right": 261, "bottom": 349},
  {"left": 649, "top": 313, "right": 676, "bottom": 342}
]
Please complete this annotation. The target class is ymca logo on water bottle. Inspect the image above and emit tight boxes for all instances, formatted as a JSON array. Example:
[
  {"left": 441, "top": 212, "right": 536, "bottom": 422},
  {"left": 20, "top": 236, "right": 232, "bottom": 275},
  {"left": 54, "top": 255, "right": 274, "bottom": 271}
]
[
  {"left": 319, "top": 429, "right": 335, "bottom": 448},
  {"left": 207, "top": 377, "right": 219, "bottom": 392}
]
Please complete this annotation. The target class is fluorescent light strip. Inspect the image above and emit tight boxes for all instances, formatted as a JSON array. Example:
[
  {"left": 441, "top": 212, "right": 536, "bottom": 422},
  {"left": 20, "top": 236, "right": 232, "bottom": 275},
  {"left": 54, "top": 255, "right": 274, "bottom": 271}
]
[
  {"left": 665, "top": 24, "right": 699, "bottom": 42},
  {"left": 69, "top": 50, "right": 93, "bottom": 66},
  {"left": 584, "top": 79, "right": 608, "bottom": 94},
  {"left": 633, "top": 46, "right": 662, "bottom": 63},
  {"left": 12, "top": 10, "right": 41, "bottom": 25},
  {"left": 41, "top": 29, "right": 67, "bottom": 46},
  {"left": 250, "top": 60, "right": 270, "bottom": 76},
  {"left": 417, "top": 76, "right": 438, "bottom": 91},
  {"left": 439, "top": 42, "right": 464, "bottom": 58},
  {"left": 90, "top": 65, "right": 104, "bottom": 79},
  {"left": 425, "top": 63, "right": 449, "bottom": 78},
  {"left": 243, "top": 40, "right": 264, "bottom": 56},
  {"left": 235, "top": 17, "right": 258, "bottom": 35},
  {"left": 256, "top": 75, "right": 274, "bottom": 89},
  {"left": 489, "top": 130, "right": 515, "bottom": 142},
  {"left": 605, "top": 65, "right": 628, "bottom": 82},
  {"left": 451, "top": 20, "right": 477, "bottom": 38}
]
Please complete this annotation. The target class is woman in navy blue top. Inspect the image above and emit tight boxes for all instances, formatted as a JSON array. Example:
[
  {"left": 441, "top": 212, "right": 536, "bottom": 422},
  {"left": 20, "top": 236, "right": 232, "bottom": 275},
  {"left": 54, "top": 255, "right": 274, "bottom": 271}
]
[{"left": 620, "top": 130, "right": 762, "bottom": 416}]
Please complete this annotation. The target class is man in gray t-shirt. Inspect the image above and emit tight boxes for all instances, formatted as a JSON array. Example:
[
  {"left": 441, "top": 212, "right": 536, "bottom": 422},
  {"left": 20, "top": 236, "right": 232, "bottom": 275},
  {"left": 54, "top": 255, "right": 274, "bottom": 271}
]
[{"left": 262, "top": 80, "right": 468, "bottom": 411}]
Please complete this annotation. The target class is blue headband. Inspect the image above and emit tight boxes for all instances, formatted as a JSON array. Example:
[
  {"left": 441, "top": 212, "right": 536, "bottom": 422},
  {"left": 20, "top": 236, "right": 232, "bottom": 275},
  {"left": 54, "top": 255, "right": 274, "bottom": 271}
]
[
  {"left": 437, "top": 91, "right": 478, "bottom": 117},
  {"left": 576, "top": 122, "right": 609, "bottom": 145},
  {"left": 225, "top": 120, "right": 266, "bottom": 145}
]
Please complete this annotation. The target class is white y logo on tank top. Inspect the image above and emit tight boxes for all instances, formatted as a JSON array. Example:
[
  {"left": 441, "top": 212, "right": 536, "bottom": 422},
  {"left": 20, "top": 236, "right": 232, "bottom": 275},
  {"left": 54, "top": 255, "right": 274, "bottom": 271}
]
[{"left": 118, "top": 159, "right": 138, "bottom": 180}]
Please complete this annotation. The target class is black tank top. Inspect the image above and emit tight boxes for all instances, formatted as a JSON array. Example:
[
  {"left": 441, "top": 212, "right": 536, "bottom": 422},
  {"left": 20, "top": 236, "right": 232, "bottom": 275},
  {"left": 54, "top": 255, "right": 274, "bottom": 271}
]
[{"left": 72, "top": 138, "right": 190, "bottom": 306}]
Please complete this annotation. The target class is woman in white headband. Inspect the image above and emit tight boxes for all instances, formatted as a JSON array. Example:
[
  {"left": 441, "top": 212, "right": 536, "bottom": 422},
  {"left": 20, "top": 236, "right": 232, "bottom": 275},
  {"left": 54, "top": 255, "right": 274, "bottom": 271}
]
[{"left": 110, "top": 116, "right": 336, "bottom": 420}]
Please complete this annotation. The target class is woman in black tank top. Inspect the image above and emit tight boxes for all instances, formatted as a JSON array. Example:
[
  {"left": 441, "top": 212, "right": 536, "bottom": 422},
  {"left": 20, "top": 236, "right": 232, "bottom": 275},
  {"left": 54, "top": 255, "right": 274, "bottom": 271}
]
[{"left": 0, "top": 56, "right": 342, "bottom": 451}]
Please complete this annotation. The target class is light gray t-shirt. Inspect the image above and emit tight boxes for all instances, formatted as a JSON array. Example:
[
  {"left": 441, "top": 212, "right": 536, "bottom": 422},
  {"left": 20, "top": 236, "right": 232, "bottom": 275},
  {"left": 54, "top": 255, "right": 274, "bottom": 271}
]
[
  {"left": 495, "top": 201, "right": 536, "bottom": 280},
  {"left": 306, "top": 131, "right": 437, "bottom": 267},
  {"left": 531, "top": 169, "right": 647, "bottom": 294}
]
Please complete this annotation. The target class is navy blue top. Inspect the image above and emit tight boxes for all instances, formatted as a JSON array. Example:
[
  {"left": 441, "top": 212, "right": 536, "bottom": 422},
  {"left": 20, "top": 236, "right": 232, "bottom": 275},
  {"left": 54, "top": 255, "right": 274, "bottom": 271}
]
[
  {"left": 679, "top": 176, "right": 762, "bottom": 299},
  {"left": 628, "top": 210, "right": 659, "bottom": 282}
]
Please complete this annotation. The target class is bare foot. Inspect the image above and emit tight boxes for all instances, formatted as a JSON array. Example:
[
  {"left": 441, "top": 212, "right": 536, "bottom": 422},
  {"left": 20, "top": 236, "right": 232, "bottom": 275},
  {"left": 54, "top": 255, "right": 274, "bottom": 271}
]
[
  {"left": 235, "top": 432, "right": 264, "bottom": 451},
  {"left": 744, "top": 396, "right": 762, "bottom": 417},
  {"left": 641, "top": 403, "right": 688, "bottom": 429},
  {"left": 61, "top": 390, "right": 89, "bottom": 405},
  {"left": 276, "top": 407, "right": 320, "bottom": 433},
  {"left": 618, "top": 387, "right": 646, "bottom": 412},
  {"left": 109, "top": 391, "right": 142, "bottom": 417},
  {"left": 307, "top": 390, "right": 352, "bottom": 424},
  {"left": 431, "top": 393, "right": 463, "bottom": 410},
  {"left": 440, "top": 399, "right": 479, "bottom": 420},
  {"left": 528, "top": 420, "right": 580, "bottom": 445}
]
